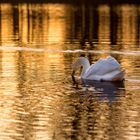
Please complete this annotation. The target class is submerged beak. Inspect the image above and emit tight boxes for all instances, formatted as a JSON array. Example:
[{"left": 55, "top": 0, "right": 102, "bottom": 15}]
[
  {"left": 71, "top": 70, "right": 75, "bottom": 77},
  {"left": 71, "top": 70, "right": 77, "bottom": 84}
]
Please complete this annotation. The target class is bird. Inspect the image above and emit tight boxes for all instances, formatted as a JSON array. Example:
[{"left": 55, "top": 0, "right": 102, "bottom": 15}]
[{"left": 72, "top": 56, "right": 125, "bottom": 82}]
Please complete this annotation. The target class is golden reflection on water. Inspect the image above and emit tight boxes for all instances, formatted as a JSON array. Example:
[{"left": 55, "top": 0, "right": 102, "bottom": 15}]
[
  {"left": 0, "top": 3, "right": 139, "bottom": 47},
  {"left": 0, "top": 3, "right": 140, "bottom": 140},
  {"left": 0, "top": 50, "right": 23, "bottom": 139},
  {"left": 0, "top": 4, "right": 14, "bottom": 45},
  {"left": 18, "top": 3, "right": 69, "bottom": 47},
  {"left": 98, "top": 5, "right": 110, "bottom": 45},
  {"left": 120, "top": 5, "right": 138, "bottom": 45}
]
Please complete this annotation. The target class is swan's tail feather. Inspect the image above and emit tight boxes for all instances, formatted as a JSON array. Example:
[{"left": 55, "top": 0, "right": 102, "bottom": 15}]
[
  {"left": 100, "top": 69, "right": 125, "bottom": 81},
  {"left": 112, "top": 69, "right": 125, "bottom": 81}
]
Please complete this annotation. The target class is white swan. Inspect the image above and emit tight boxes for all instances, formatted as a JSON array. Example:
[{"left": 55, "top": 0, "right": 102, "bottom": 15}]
[{"left": 72, "top": 56, "right": 125, "bottom": 81}]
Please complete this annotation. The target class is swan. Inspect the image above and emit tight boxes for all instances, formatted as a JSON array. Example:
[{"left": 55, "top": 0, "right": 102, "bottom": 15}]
[{"left": 72, "top": 56, "right": 125, "bottom": 81}]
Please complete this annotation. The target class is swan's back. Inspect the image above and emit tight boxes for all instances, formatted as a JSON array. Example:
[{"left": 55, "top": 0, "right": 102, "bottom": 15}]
[{"left": 85, "top": 56, "right": 124, "bottom": 81}]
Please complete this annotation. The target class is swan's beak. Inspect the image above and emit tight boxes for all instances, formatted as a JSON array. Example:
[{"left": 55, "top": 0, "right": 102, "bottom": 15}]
[
  {"left": 71, "top": 70, "right": 77, "bottom": 84},
  {"left": 71, "top": 70, "right": 75, "bottom": 77}
]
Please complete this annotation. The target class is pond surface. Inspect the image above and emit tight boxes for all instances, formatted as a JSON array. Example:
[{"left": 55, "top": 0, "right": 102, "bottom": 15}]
[{"left": 0, "top": 3, "right": 140, "bottom": 140}]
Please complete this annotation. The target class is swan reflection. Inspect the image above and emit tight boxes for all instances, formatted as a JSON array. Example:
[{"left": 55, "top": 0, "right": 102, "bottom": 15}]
[
  {"left": 84, "top": 80, "right": 125, "bottom": 102},
  {"left": 73, "top": 78, "right": 125, "bottom": 103}
]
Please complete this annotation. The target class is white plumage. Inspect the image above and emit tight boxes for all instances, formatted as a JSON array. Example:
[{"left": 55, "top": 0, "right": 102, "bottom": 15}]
[{"left": 72, "top": 56, "right": 125, "bottom": 81}]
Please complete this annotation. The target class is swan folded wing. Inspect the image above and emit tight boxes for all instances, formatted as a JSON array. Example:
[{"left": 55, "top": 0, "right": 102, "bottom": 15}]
[
  {"left": 85, "top": 58, "right": 121, "bottom": 78},
  {"left": 85, "top": 59, "right": 105, "bottom": 77},
  {"left": 100, "top": 69, "right": 125, "bottom": 81},
  {"left": 106, "top": 56, "right": 120, "bottom": 67}
]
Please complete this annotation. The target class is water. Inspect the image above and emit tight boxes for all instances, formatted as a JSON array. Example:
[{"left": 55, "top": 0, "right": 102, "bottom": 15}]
[{"left": 0, "top": 3, "right": 140, "bottom": 140}]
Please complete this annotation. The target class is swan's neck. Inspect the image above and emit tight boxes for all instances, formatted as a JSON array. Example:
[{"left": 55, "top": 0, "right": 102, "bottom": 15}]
[{"left": 80, "top": 57, "right": 90, "bottom": 78}]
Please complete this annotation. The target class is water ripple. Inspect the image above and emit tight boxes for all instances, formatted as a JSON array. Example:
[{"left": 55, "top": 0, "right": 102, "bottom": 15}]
[{"left": 0, "top": 46, "right": 140, "bottom": 56}]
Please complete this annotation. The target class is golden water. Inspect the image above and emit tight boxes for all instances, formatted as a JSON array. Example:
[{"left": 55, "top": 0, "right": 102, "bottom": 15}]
[{"left": 0, "top": 3, "right": 140, "bottom": 140}]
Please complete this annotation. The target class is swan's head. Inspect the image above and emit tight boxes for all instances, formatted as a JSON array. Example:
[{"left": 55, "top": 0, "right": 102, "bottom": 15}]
[
  {"left": 71, "top": 56, "right": 90, "bottom": 77},
  {"left": 72, "top": 57, "right": 82, "bottom": 76}
]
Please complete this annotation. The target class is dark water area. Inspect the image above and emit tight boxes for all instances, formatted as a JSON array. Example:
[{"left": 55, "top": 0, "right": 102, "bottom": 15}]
[
  {"left": 0, "top": 3, "right": 140, "bottom": 140},
  {"left": 1, "top": 0, "right": 140, "bottom": 4}
]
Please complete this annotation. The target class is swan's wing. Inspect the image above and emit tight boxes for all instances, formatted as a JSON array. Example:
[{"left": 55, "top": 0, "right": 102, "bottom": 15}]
[
  {"left": 86, "top": 58, "right": 121, "bottom": 77},
  {"left": 85, "top": 59, "right": 105, "bottom": 75},
  {"left": 106, "top": 56, "right": 121, "bottom": 67},
  {"left": 100, "top": 69, "right": 125, "bottom": 81},
  {"left": 112, "top": 69, "right": 125, "bottom": 81}
]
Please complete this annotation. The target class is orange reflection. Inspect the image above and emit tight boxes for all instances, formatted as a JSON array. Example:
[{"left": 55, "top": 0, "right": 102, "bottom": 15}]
[
  {"left": 46, "top": 4, "right": 67, "bottom": 44},
  {"left": 0, "top": 4, "right": 15, "bottom": 45},
  {"left": 18, "top": 4, "right": 67, "bottom": 47},
  {"left": 98, "top": 5, "right": 110, "bottom": 46},
  {"left": 118, "top": 5, "right": 138, "bottom": 45},
  {"left": 97, "top": 4, "right": 111, "bottom": 58},
  {"left": 0, "top": 50, "right": 23, "bottom": 139},
  {"left": 0, "top": 3, "right": 139, "bottom": 140}
]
